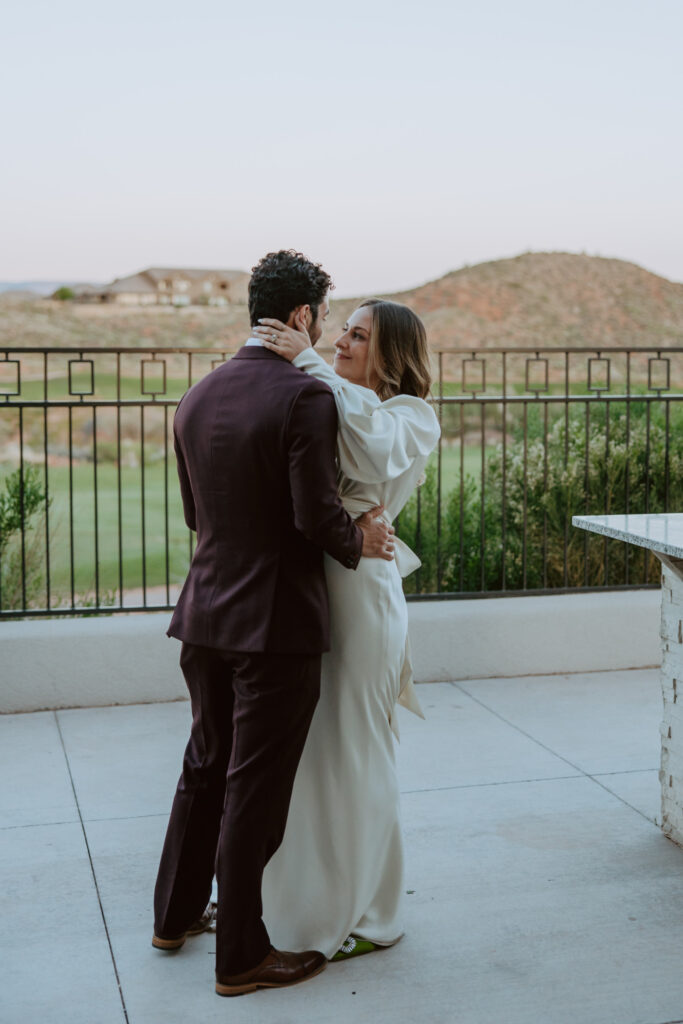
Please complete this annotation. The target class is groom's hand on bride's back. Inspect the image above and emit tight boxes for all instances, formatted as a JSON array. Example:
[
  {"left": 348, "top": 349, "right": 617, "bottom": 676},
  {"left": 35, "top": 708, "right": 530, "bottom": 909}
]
[{"left": 357, "top": 506, "right": 395, "bottom": 561}]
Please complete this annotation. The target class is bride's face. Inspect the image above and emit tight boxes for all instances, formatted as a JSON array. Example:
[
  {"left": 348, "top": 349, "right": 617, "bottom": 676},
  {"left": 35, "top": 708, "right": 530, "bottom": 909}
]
[{"left": 333, "top": 307, "right": 379, "bottom": 391}]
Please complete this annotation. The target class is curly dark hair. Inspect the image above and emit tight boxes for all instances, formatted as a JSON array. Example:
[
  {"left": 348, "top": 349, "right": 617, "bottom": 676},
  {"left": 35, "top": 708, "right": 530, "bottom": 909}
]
[{"left": 248, "top": 250, "right": 334, "bottom": 327}]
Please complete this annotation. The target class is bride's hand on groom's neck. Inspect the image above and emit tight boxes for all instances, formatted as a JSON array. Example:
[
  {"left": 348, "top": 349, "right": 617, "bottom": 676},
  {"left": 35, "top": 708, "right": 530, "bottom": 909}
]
[{"left": 253, "top": 313, "right": 312, "bottom": 362}]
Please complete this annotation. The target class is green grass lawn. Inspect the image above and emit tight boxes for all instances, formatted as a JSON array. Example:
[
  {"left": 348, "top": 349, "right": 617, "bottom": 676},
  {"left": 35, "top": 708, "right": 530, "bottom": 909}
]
[
  {"left": 1, "top": 440, "right": 492, "bottom": 611},
  {"left": 1, "top": 461, "right": 192, "bottom": 607},
  {"left": 436, "top": 444, "right": 496, "bottom": 492},
  {"left": 51, "top": 461, "right": 194, "bottom": 596}
]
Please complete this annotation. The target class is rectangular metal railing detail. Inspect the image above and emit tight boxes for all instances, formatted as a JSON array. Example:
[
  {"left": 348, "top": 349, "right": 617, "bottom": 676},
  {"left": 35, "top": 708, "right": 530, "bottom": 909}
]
[{"left": 1, "top": 345, "right": 682, "bottom": 617}]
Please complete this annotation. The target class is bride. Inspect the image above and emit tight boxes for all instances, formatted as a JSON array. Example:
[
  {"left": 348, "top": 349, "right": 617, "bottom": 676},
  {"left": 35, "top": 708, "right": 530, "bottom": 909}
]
[{"left": 251, "top": 298, "right": 440, "bottom": 960}]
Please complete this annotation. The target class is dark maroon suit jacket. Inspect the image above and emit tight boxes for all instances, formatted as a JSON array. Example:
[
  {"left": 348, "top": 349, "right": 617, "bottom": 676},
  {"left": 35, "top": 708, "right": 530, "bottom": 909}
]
[{"left": 167, "top": 345, "right": 362, "bottom": 654}]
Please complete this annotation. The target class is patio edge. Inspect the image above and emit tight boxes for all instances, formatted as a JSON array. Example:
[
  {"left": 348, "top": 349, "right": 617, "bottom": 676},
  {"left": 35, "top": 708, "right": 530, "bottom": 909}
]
[{"left": 1, "top": 590, "right": 661, "bottom": 713}]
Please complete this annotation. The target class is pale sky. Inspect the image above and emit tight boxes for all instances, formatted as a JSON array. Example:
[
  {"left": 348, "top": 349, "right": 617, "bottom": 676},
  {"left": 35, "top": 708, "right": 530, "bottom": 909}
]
[{"left": 2, "top": 0, "right": 682, "bottom": 295}]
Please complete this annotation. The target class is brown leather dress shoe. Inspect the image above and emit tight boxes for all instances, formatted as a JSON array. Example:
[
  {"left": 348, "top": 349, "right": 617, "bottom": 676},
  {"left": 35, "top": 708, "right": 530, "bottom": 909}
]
[
  {"left": 152, "top": 902, "right": 216, "bottom": 950},
  {"left": 215, "top": 947, "right": 327, "bottom": 996}
]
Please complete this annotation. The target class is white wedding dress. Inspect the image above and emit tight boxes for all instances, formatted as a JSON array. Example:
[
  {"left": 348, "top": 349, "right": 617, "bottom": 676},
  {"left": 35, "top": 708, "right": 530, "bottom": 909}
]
[{"left": 260, "top": 347, "right": 440, "bottom": 958}]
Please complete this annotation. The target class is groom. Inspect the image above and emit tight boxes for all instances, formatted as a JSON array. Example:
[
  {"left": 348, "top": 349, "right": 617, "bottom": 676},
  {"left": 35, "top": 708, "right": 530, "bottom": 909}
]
[{"left": 153, "top": 249, "right": 395, "bottom": 996}]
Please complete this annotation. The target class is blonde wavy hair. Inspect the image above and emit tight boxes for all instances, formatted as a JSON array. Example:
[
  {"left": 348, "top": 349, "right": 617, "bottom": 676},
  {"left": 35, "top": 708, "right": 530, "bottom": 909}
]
[{"left": 358, "top": 299, "right": 432, "bottom": 401}]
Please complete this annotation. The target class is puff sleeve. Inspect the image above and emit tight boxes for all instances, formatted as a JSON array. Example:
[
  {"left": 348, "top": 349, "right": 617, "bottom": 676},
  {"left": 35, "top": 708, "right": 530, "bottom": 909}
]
[{"left": 293, "top": 348, "right": 440, "bottom": 483}]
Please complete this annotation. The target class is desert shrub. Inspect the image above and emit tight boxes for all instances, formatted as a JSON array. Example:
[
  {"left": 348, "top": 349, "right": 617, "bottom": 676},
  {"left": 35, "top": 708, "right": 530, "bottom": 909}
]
[
  {"left": 490, "top": 408, "right": 683, "bottom": 589},
  {"left": 0, "top": 468, "right": 49, "bottom": 610},
  {"left": 397, "top": 466, "right": 500, "bottom": 594},
  {"left": 395, "top": 464, "right": 439, "bottom": 594},
  {"left": 0, "top": 466, "right": 48, "bottom": 552},
  {"left": 52, "top": 286, "right": 75, "bottom": 301},
  {"left": 398, "top": 405, "right": 682, "bottom": 594},
  {"left": 0, "top": 466, "right": 51, "bottom": 609}
]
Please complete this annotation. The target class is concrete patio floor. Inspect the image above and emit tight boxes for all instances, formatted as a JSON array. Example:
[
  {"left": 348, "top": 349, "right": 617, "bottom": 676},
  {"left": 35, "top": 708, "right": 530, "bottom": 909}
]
[{"left": 3, "top": 669, "right": 683, "bottom": 1024}]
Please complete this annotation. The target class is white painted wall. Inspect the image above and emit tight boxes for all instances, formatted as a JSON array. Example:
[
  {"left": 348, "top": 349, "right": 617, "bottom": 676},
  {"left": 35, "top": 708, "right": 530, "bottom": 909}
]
[
  {"left": 0, "top": 590, "right": 661, "bottom": 714},
  {"left": 407, "top": 590, "right": 661, "bottom": 682}
]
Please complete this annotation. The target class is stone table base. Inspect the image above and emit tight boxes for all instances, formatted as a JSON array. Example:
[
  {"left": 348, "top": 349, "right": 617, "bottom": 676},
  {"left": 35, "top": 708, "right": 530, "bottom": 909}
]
[
  {"left": 572, "top": 513, "right": 683, "bottom": 848},
  {"left": 660, "top": 561, "right": 683, "bottom": 843}
]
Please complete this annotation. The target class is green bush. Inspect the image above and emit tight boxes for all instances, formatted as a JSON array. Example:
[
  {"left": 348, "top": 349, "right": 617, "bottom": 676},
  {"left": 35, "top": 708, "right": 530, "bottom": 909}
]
[
  {"left": 0, "top": 466, "right": 51, "bottom": 609},
  {"left": 398, "top": 405, "right": 679, "bottom": 594},
  {"left": 52, "top": 286, "right": 75, "bottom": 301}
]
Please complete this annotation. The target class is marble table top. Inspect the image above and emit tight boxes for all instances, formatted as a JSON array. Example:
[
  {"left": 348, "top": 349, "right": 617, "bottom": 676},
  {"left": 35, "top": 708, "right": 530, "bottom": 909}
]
[{"left": 572, "top": 513, "right": 683, "bottom": 559}]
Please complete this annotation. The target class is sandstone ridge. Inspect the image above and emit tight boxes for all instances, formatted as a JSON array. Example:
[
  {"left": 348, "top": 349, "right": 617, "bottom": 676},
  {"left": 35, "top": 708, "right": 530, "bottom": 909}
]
[
  {"left": 327, "top": 252, "right": 683, "bottom": 351},
  {"left": 2, "top": 252, "right": 682, "bottom": 351}
]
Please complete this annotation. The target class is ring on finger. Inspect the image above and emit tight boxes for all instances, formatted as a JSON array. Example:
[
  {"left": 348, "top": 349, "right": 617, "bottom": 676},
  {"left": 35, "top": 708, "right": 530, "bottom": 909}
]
[{"left": 271, "top": 333, "right": 277, "bottom": 342}]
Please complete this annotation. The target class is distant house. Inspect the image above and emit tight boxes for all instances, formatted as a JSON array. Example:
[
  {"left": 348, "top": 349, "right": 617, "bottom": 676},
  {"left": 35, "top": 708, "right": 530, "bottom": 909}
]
[{"left": 85, "top": 267, "right": 249, "bottom": 306}]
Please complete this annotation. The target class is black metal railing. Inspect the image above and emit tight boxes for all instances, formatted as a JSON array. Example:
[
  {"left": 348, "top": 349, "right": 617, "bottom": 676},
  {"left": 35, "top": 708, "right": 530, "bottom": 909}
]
[{"left": 1, "top": 344, "right": 682, "bottom": 617}]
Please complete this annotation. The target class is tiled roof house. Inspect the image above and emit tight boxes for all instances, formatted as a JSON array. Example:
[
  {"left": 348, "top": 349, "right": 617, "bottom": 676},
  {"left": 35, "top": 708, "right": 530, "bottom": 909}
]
[{"left": 89, "top": 267, "right": 249, "bottom": 306}]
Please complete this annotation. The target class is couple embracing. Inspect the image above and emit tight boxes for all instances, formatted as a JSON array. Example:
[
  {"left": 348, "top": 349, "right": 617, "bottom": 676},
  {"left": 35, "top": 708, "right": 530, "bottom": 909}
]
[{"left": 152, "top": 250, "right": 440, "bottom": 996}]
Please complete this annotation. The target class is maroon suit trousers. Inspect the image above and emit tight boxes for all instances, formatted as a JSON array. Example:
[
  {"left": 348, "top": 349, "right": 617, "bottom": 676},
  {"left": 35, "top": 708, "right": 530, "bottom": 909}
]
[{"left": 153, "top": 642, "right": 321, "bottom": 975}]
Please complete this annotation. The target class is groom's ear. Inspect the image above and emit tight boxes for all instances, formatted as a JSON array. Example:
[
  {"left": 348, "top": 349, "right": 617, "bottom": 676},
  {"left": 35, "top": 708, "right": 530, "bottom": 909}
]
[
  {"left": 288, "top": 305, "right": 311, "bottom": 328},
  {"left": 286, "top": 306, "right": 301, "bottom": 327}
]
